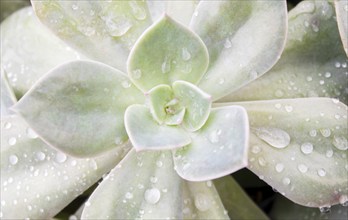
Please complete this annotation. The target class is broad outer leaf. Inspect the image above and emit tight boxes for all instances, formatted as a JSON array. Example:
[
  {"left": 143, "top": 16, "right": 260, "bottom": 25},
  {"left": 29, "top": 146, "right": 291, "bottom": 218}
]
[
  {"left": 217, "top": 98, "right": 348, "bottom": 207},
  {"left": 1, "top": 68, "right": 16, "bottom": 116},
  {"left": 127, "top": 15, "right": 209, "bottom": 92},
  {"left": 1, "top": 7, "right": 81, "bottom": 97},
  {"left": 31, "top": 0, "right": 152, "bottom": 72},
  {"left": 13, "top": 60, "right": 144, "bottom": 157},
  {"left": 146, "top": 1, "right": 199, "bottom": 26},
  {"left": 220, "top": 1, "right": 348, "bottom": 105},
  {"left": 0, "top": 115, "right": 129, "bottom": 219},
  {"left": 124, "top": 105, "right": 191, "bottom": 151},
  {"left": 214, "top": 176, "right": 269, "bottom": 220},
  {"left": 173, "top": 106, "right": 249, "bottom": 181},
  {"left": 191, "top": 0, "right": 287, "bottom": 100},
  {"left": 81, "top": 150, "right": 228, "bottom": 219},
  {"left": 335, "top": 0, "right": 348, "bottom": 57}
]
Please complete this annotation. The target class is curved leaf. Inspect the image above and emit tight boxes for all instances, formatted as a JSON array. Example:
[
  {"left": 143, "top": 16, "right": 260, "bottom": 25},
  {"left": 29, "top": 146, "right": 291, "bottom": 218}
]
[
  {"left": 1, "top": 68, "right": 16, "bottom": 116},
  {"left": 147, "top": 84, "right": 174, "bottom": 124},
  {"left": 217, "top": 98, "right": 348, "bottom": 207},
  {"left": 81, "top": 150, "right": 228, "bottom": 219},
  {"left": 191, "top": 0, "right": 287, "bottom": 100},
  {"left": 1, "top": 7, "right": 81, "bottom": 97},
  {"left": 220, "top": 1, "right": 348, "bottom": 105},
  {"left": 124, "top": 104, "right": 191, "bottom": 151},
  {"left": 127, "top": 15, "right": 209, "bottom": 92},
  {"left": 0, "top": 115, "right": 129, "bottom": 219},
  {"left": 31, "top": 0, "right": 152, "bottom": 72},
  {"left": 173, "top": 106, "right": 249, "bottom": 181},
  {"left": 13, "top": 60, "right": 144, "bottom": 157},
  {"left": 335, "top": 0, "right": 348, "bottom": 56}
]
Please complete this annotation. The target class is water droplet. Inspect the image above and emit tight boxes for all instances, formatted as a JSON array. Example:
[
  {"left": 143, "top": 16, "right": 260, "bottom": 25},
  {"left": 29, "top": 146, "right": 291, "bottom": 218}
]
[
  {"left": 319, "top": 206, "right": 331, "bottom": 213},
  {"left": 301, "top": 142, "right": 313, "bottom": 154},
  {"left": 306, "top": 76, "right": 313, "bottom": 82},
  {"left": 275, "top": 163, "right": 284, "bottom": 173},
  {"left": 332, "top": 135, "right": 348, "bottom": 150},
  {"left": 4, "top": 122, "right": 11, "bottom": 129},
  {"left": 249, "top": 70, "right": 258, "bottom": 79},
  {"left": 161, "top": 56, "right": 171, "bottom": 74},
  {"left": 8, "top": 137, "right": 17, "bottom": 146},
  {"left": 311, "top": 20, "right": 319, "bottom": 32},
  {"left": 9, "top": 155, "right": 18, "bottom": 165},
  {"left": 150, "top": 176, "right": 158, "bottom": 183},
  {"left": 181, "top": 47, "right": 191, "bottom": 61},
  {"left": 206, "top": 180, "right": 212, "bottom": 187},
  {"left": 324, "top": 72, "right": 331, "bottom": 78},
  {"left": 218, "top": 78, "right": 225, "bottom": 85},
  {"left": 208, "top": 129, "right": 222, "bottom": 144},
  {"left": 194, "top": 193, "right": 211, "bottom": 211},
  {"left": 285, "top": 105, "right": 293, "bottom": 112},
  {"left": 156, "top": 160, "right": 163, "bottom": 168},
  {"left": 282, "top": 177, "right": 291, "bottom": 185},
  {"left": 317, "top": 168, "right": 326, "bottom": 177},
  {"left": 326, "top": 149, "right": 333, "bottom": 158},
  {"left": 144, "top": 188, "right": 161, "bottom": 204},
  {"left": 125, "top": 192, "right": 133, "bottom": 199},
  {"left": 339, "top": 195, "right": 348, "bottom": 206},
  {"left": 103, "top": 15, "right": 132, "bottom": 37},
  {"left": 309, "top": 129, "right": 317, "bottom": 137},
  {"left": 298, "top": 164, "right": 308, "bottom": 173},
  {"left": 89, "top": 160, "right": 98, "bottom": 170},
  {"left": 258, "top": 157, "right": 267, "bottom": 166},
  {"left": 251, "top": 145, "right": 261, "bottom": 154},
  {"left": 275, "top": 103, "right": 282, "bottom": 109},
  {"left": 319, "top": 80, "right": 325, "bottom": 85},
  {"left": 223, "top": 38, "right": 232, "bottom": 48},
  {"left": 253, "top": 127, "right": 291, "bottom": 149},
  {"left": 26, "top": 128, "right": 38, "bottom": 139},
  {"left": 129, "top": 1, "right": 147, "bottom": 20},
  {"left": 55, "top": 152, "right": 67, "bottom": 163},
  {"left": 335, "top": 61, "right": 341, "bottom": 68},
  {"left": 121, "top": 80, "right": 131, "bottom": 88},
  {"left": 36, "top": 151, "right": 46, "bottom": 161},
  {"left": 320, "top": 128, "right": 331, "bottom": 137},
  {"left": 71, "top": 4, "right": 78, "bottom": 11},
  {"left": 132, "top": 69, "right": 142, "bottom": 79}
]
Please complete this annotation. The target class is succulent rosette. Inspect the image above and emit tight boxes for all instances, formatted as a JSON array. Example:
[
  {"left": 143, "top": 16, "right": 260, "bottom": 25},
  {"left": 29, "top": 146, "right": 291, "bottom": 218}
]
[{"left": 1, "top": 0, "right": 347, "bottom": 219}]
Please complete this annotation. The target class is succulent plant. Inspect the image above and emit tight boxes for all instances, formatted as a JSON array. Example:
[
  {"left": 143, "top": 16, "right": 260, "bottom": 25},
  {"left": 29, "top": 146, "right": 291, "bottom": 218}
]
[{"left": 1, "top": 0, "right": 347, "bottom": 219}]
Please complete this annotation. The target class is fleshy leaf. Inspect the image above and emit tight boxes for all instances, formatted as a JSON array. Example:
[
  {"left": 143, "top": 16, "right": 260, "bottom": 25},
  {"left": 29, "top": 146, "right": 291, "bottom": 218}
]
[
  {"left": 0, "top": 115, "right": 129, "bottom": 219},
  {"left": 335, "top": 0, "right": 348, "bottom": 56},
  {"left": 81, "top": 150, "right": 228, "bottom": 219},
  {"left": 124, "top": 105, "right": 191, "bottom": 151},
  {"left": 127, "top": 15, "right": 209, "bottom": 92},
  {"left": 13, "top": 60, "right": 144, "bottom": 157},
  {"left": 217, "top": 98, "right": 348, "bottom": 207},
  {"left": 146, "top": 1, "right": 199, "bottom": 26},
  {"left": 191, "top": 0, "right": 287, "bottom": 100},
  {"left": 214, "top": 176, "right": 269, "bottom": 220},
  {"left": 270, "top": 195, "right": 348, "bottom": 220},
  {"left": 31, "top": 0, "right": 152, "bottom": 72},
  {"left": 1, "top": 7, "right": 81, "bottom": 97},
  {"left": 220, "top": 1, "right": 348, "bottom": 105},
  {"left": 1, "top": 68, "right": 16, "bottom": 116},
  {"left": 173, "top": 106, "right": 249, "bottom": 181},
  {"left": 172, "top": 80, "right": 212, "bottom": 132},
  {"left": 147, "top": 84, "right": 174, "bottom": 124}
]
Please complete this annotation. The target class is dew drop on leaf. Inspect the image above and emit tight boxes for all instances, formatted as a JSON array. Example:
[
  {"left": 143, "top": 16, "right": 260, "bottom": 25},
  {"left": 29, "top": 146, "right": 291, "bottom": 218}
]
[
  {"left": 9, "top": 155, "right": 18, "bottom": 165},
  {"left": 317, "top": 168, "right": 326, "bottom": 177},
  {"left": 8, "top": 137, "right": 17, "bottom": 146},
  {"left": 55, "top": 152, "right": 67, "bottom": 163},
  {"left": 332, "top": 135, "right": 348, "bottom": 150},
  {"left": 275, "top": 163, "right": 284, "bottom": 173},
  {"left": 36, "top": 151, "right": 46, "bottom": 161},
  {"left": 301, "top": 142, "right": 313, "bottom": 154},
  {"left": 181, "top": 47, "right": 191, "bottom": 61},
  {"left": 297, "top": 164, "right": 308, "bottom": 173},
  {"left": 253, "top": 127, "right": 291, "bottom": 149},
  {"left": 319, "top": 206, "right": 331, "bottom": 213},
  {"left": 144, "top": 188, "right": 161, "bottom": 204},
  {"left": 194, "top": 193, "right": 211, "bottom": 212},
  {"left": 26, "top": 127, "right": 38, "bottom": 139}
]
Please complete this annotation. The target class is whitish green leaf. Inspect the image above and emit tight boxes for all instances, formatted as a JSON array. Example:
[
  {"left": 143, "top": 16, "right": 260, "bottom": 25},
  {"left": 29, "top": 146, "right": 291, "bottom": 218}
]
[
  {"left": 146, "top": 1, "right": 199, "bottom": 26},
  {"left": 335, "top": 0, "right": 348, "bottom": 56},
  {"left": 270, "top": 195, "right": 348, "bottom": 220},
  {"left": 1, "top": 7, "right": 81, "bottom": 97},
  {"left": 191, "top": 0, "right": 287, "bottom": 100},
  {"left": 217, "top": 98, "right": 348, "bottom": 207},
  {"left": 13, "top": 60, "right": 144, "bottom": 157},
  {"left": 124, "top": 105, "right": 191, "bottom": 151},
  {"left": 0, "top": 115, "right": 129, "bottom": 219},
  {"left": 172, "top": 80, "right": 212, "bottom": 132},
  {"left": 220, "top": 1, "right": 348, "bottom": 105},
  {"left": 214, "top": 176, "right": 269, "bottom": 220},
  {"left": 128, "top": 15, "right": 209, "bottom": 92},
  {"left": 31, "top": 0, "right": 152, "bottom": 72},
  {"left": 1, "top": 68, "right": 16, "bottom": 116},
  {"left": 81, "top": 150, "right": 228, "bottom": 219},
  {"left": 173, "top": 106, "right": 249, "bottom": 181}
]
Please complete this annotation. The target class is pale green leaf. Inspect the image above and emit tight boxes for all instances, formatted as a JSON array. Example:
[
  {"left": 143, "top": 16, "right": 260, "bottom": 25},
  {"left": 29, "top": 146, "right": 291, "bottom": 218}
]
[
  {"left": 270, "top": 195, "right": 348, "bottom": 220},
  {"left": 147, "top": 84, "right": 174, "bottom": 124},
  {"left": 146, "top": 1, "right": 199, "bottom": 26},
  {"left": 31, "top": 0, "right": 152, "bottom": 72},
  {"left": 217, "top": 98, "right": 348, "bottom": 207},
  {"left": 1, "top": 68, "right": 17, "bottom": 116},
  {"left": 191, "top": 0, "right": 287, "bottom": 100},
  {"left": 214, "top": 176, "right": 269, "bottom": 220},
  {"left": 1, "top": 7, "right": 81, "bottom": 97},
  {"left": 124, "top": 105, "right": 191, "bottom": 151},
  {"left": 172, "top": 80, "right": 212, "bottom": 132},
  {"left": 13, "top": 60, "right": 144, "bottom": 157},
  {"left": 81, "top": 150, "right": 228, "bottom": 219},
  {"left": 220, "top": 1, "right": 348, "bottom": 105},
  {"left": 335, "top": 0, "right": 348, "bottom": 56},
  {"left": 0, "top": 115, "right": 129, "bottom": 219},
  {"left": 128, "top": 15, "right": 209, "bottom": 92},
  {"left": 173, "top": 106, "right": 249, "bottom": 181}
]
